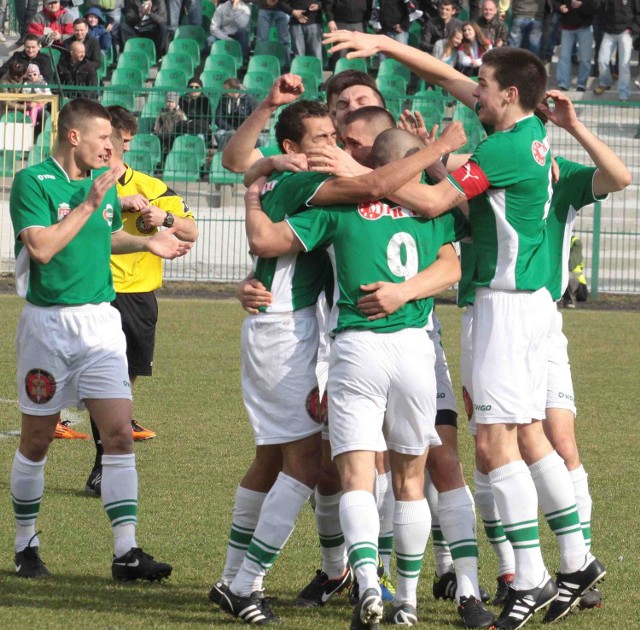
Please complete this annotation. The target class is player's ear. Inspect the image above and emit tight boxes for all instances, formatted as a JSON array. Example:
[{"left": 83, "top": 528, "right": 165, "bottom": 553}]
[
  {"left": 67, "top": 128, "right": 81, "bottom": 147},
  {"left": 282, "top": 138, "right": 300, "bottom": 155}
]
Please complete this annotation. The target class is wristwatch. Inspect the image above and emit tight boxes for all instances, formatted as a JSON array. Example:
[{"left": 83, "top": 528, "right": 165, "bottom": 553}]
[{"left": 162, "top": 212, "right": 175, "bottom": 228}]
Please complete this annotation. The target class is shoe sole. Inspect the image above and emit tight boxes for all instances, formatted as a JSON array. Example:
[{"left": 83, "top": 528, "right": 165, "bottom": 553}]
[
  {"left": 84, "top": 484, "right": 101, "bottom": 497},
  {"left": 360, "top": 595, "right": 384, "bottom": 626},
  {"left": 499, "top": 586, "right": 559, "bottom": 630},
  {"left": 133, "top": 434, "right": 156, "bottom": 441},
  {"left": 113, "top": 567, "right": 172, "bottom": 582},
  {"left": 544, "top": 569, "right": 606, "bottom": 624}
]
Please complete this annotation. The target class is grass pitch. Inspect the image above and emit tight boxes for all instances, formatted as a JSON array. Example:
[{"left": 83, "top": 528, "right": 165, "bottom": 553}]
[{"left": 0, "top": 295, "right": 637, "bottom": 628}]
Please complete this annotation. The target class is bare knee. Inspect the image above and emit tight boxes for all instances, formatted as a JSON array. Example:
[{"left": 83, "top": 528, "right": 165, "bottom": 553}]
[{"left": 283, "top": 433, "right": 322, "bottom": 489}]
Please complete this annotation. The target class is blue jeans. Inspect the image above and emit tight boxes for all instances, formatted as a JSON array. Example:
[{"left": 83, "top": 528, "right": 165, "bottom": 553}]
[
  {"left": 257, "top": 9, "right": 290, "bottom": 64},
  {"left": 508, "top": 16, "right": 543, "bottom": 58},
  {"left": 379, "top": 28, "right": 409, "bottom": 61},
  {"left": 207, "top": 29, "right": 251, "bottom": 61},
  {"left": 556, "top": 26, "right": 593, "bottom": 90},
  {"left": 598, "top": 30, "right": 633, "bottom": 100},
  {"left": 289, "top": 23, "right": 323, "bottom": 59},
  {"left": 167, "top": 0, "right": 201, "bottom": 34}
]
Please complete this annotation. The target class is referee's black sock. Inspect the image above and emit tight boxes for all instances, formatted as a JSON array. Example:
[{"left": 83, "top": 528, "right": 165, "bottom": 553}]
[{"left": 90, "top": 415, "right": 103, "bottom": 471}]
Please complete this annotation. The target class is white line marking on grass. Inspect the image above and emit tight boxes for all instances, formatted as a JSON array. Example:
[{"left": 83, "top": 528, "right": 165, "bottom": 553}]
[{"left": 0, "top": 401, "right": 86, "bottom": 439}]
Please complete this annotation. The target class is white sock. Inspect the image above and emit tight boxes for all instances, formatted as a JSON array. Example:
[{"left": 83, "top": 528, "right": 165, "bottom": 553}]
[
  {"left": 570, "top": 465, "right": 592, "bottom": 552},
  {"left": 473, "top": 470, "right": 515, "bottom": 576},
  {"left": 439, "top": 486, "right": 480, "bottom": 600},
  {"left": 425, "top": 474, "right": 453, "bottom": 575},
  {"left": 315, "top": 490, "right": 347, "bottom": 579},
  {"left": 376, "top": 471, "right": 394, "bottom": 575},
  {"left": 393, "top": 499, "right": 430, "bottom": 606},
  {"left": 340, "top": 490, "right": 380, "bottom": 595},
  {"left": 529, "top": 451, "right": 586, "bottom": 574},
  {"left": 11, "top": 450, "right": 45, "bottom": 552},
  {"left": 221, "top": 485, "right": 267, "bottom": 584},
  {"left": 489, "top": 460, "right": 547, "bottom": 590},
  {"left": 102, "top": 453, "right": 138, "bottom": 558},
  {"left": 231, "top": 472, "right": 312, "bottom": 596}
]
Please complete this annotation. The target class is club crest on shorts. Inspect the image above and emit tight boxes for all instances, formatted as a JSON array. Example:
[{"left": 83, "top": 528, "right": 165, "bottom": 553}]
[
  {"left": 25, "top": 369, "right": 56, "bottom": 404},
  {"left": 136, "top": 215, "right": 154, "bottom": 234},
  {"left": 306, "top": 386, "right": 327, "bottom": 424},
  {"left": 57, "top": 202, "right": 71, "bottom": 221}
]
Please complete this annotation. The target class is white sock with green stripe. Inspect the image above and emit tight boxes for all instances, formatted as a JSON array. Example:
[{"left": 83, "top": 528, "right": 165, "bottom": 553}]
[
  {"left": 102, "top": 453, "right": 138, "bottom": 558},
  {"left": 473, "top": 470, "right": 515, "bottom": 576},
  {"left": 393, "top": 499, "right": 430, "bottom": 606},
  {"left": 340, "top": 490, "right": 380, "bottom": 594},
  {"left": 231, "top": 472, "right": 312, "bottom": 596},
  {"left": 529, "top": 451, "right": 587, "bottom": 573},
  {"left": 569, "top": 465, "right": 592, "bottom": 551},
  {"left": 439, "top": 486, "right": 480, "bottom": 600},
  {"left": 11, "top": 450, "right": 45, "bottom": 552},
  {"left": 424, "top": 474, "right": 454, "bottom": 576},
  {"left": 489, "top": 460, "right": 546, "bottom": 591},
  {"left": 315, "top": 490, "right": 347, "bottom": 579},
  {"left": 221, "top": 485, "right": 267, "bottom": 584},
  {"left": 376, "top": 471, "right": 394, "bottom": 576}
]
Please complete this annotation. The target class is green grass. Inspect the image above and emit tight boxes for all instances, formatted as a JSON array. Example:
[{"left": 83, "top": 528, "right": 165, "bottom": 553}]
[{"left": 0, "top": 295, "right": 638, "bottom": 628}]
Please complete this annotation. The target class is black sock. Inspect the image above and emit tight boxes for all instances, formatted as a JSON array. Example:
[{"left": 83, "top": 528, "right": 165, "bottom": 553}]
[{"left": 90, "top": 415, "right": 103, "bottom": 470}]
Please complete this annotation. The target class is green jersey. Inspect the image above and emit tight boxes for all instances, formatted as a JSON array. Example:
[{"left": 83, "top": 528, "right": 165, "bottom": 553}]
[
  {"left": 546, "top": 157, "right": 603, "bottom": 302},
  {"left": 10, "top": 157, "right": 122, "bottom": 307},
  {"left": 255, "top": 170, "right": 331, "bottom": 312},
  {"left": 257, "top": 145, "right": 281, "bottom": 157},
  {"left": 448, "top": 113, "right": 553, "bottom": 291},
  {"left": 287, "top": 201, "right": 468, "bottom": 334}
]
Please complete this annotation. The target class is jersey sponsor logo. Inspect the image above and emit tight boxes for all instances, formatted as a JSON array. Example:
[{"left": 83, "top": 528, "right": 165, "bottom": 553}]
[
  {"left": 136, "top": 215, "right": 154, "bottom": 234},
  {"left": 460, "top": 163, "right": 480, "bottom": 182},
  {"left": 305, "top": 386, "right": 327, "bottom": 424},
  {"left": 531, "top": 138, "right": 550, "bottom": 166},
  {"left": 260, "top": 179, "right": 277, "bottom": 196},
  {"left": 357, "top": 201, "right": 418, "bottom": 221},
  {"left": 25, "top": 369, "right": 57, "bottom": 405},
  {"left": 37, "top": 174, "right": 55, "bottom": 181},
  {"left": 57, "top": 202, "right": 71, "bottom": 221},
  {"left": 451, "top": 161, "right": 489, "bottom": 199},
  {"left": 103, "top": 203, "right": 114, "bottom": 226},
  {"left": 557, "top": 392, "right": 575, "bottom": 401},
  {"left": 474, "top": 403, "right": 492, "bottom": 412}
]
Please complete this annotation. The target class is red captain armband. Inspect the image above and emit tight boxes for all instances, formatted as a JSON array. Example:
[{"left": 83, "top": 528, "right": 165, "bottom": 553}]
[{"left": 450, "top": 161, "right": 490, "bottom": 200}]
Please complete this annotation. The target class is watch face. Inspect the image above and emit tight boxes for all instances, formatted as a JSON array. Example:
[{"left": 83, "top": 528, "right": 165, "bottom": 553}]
[{"left": 164, "top": 213, "right": 174, "bottom": 227}]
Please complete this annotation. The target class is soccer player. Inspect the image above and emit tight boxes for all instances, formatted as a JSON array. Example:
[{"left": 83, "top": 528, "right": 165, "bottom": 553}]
[
  {"left": 9, "top": 98, "right": 191, "bottom": 580},
  {"left": 84, "top": 106, "right": 199, "bottom": 497},
  {"left": 244, "top": 127, "right": 467, "bottom": 629},
  {"left": 323, "top": 31, "right": 606, "bottom": 628}
]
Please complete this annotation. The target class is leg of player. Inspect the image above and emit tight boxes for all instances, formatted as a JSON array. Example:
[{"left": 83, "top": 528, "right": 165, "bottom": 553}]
[
  {"left": 11, "top": 412, "right": 58, "bottom": 577},
  {"left": 425, "top": 473, "right": 454, "bottom": 594},
  {"left": 209, "top": 444, "right": 282, "bottom": 604},
  {"left": 375, "top": 451, "right": 396, "bottom": 602},
  {"left": 87, "top": 397, "right": 172, "bottom": 582}
]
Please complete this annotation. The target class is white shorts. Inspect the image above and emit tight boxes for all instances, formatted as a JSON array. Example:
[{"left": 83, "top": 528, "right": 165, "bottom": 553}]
[
  {"left": 328, "top": 328, "right": 441, "bottom": 458},
  {"left": 17, "top": 302, "right": 131, "bottom": 416},
  {"left": 241, "top": 307, "right": 322, "bottom": 445},
  {"left": 429, "top": 312, "right": 458, "bottom": 425},
  {"left": 546, "top": 307, "right": 576, "bottom": 415},
  {"left": 472, "top": 287, "right": 554, "bottom": 425},
  {"left": 459, "top": 306, "right": 476, "bottom": 435}
]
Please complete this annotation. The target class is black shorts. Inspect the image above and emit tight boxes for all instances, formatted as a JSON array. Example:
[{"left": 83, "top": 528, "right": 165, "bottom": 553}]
[
  {"left": 435, "top": 408, "right": 458, "bottom": 428},
  {"left": 112, "top": 291, "right": 158, "bottom": 377}
]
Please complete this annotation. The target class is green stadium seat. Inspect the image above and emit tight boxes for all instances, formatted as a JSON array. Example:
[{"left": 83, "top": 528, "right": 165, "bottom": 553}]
[
  {"left": 452, "top": 104, "right": 486, "bottom": 152},
  {"left": 376, "top": 75, "right": 408, "bottom": 96},
  {"left": 296, "top": 72, "right": 320, "bottom": 94},
  {"left": 201, "top": 0, "right": 215, "bottom": 30},
  {"left": 0, "top": 150, "right": 22, "bottom": 176},
  {"left": 377, "top": 58, "right": 412, "bottom": 83},
  {"left": 204, "top": 53, "right": 239, "bottom": 79},
  {"left": 0, "top": 110, "right": 27, "bottom": 124},
  {"left": 290, "top": 56, "right": 323, "bottom": 83},
  {"left": 100, "top": 87, "right": 135, "bottom": 110},
  {"left": 175, "top": 25, "right": 207, "bottom": 49},
  {"left": 243, "top": 71, "right": 273, "bottom": 96},
  {"left": 209, "top": 151, "right": 243, "bottom": 186},
  {"left": 126, "top": 150, "right": 154, "bottom": 173},
  {"left": 410, "top": 90, "right": 447, "bottom": 129},
  {"left": 334, "top": 57, "right": 367, "bottom": 74},
  {"left": 154, "top": 69, "right": 188, "bottom": 90},
  {"left": 129, "top": 133, "right": 162, "bottom": 169},
  {"left": 254, "top": 41, "right": 288, "bottom": 68},
  {"left": 200, "top": 70, "right": 226, "bottom": 91},
  {"left": 167, "top": 38, "right": 201, "bottom": 66},
  {"left": 110, "top": 67, "right": 144, "bottom": 89},
  {"left": 123, "top": 37, "right": 156, "bottom": 66},
  {"left": 211, "top": 38, "right": 243, "bottom": 64},
  {"left": 163, "top": 149, "right": 201, "bottom": 182},
  {"left": 116, "top": 50, "right": 150, "bottom": 79},
  {"left": 160, "top": 52, "right": 195, "bottom": 78},
  {"left": 247, "top": 54, "right": 280, "bottom": 80},
  {"left": 173, "top": 133, "right": 207, "bottom": 168}
]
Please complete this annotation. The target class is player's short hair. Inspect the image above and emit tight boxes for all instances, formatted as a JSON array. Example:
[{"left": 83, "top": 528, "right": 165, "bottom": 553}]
[
  {"left": 439, "top": 0, "right": 456, "bottom": 7},
  {"left": 106, "top": 105, "right": 138, "bottom": 136},
  {"left": 58, "top": 97, "right": 111, "bottom": 141},
  {"left": 110, "top": 130, "right": 125, "bottom": 159},
  {"left": 326, "top": 69, "right": 379, "bottom": 106},
  {"left": 73, "top": 17, "right": 87, "bottom": 26},
  {"left": 482, "top": 47, "right": 547, "bottom": 112},
  {"left": 275, "top": 100, "right": 330, "bottom": 152},
  {"left": 370, "top": 128, "right": 422, "bottom": 168},
  {"left": 24, "top": 34, "right": 39, "bottom": 45},
  {"left": 344, "top": 106, "right": 395, "bottom": 131}
]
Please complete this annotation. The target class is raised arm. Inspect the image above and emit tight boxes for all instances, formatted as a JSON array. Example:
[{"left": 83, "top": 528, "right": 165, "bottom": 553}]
[
  {"left": 539, "top": 90, "right": 632, "bottom": 196},
  {"left": 111, "top": 226, "right": 194, "bottom": 258},
  {"left": 221, "top": 74, "right": 305, "bottom": 172},
  {"left": 323, "top": 31, "right": 478, "bottom": 110}
]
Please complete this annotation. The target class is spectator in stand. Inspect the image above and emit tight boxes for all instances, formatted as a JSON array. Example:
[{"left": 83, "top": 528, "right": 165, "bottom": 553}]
[
  {"left": 61, "top": 0, "right": 83, "bottom": 20},
  {"left": 64, "top": 18, "right": 102, "bottom": 71},
  {"left": 326, "top": 0, "right": 372, "bottom": 36},
  {"left": 21, "top": 63, "right": 51, "bottom": 137},
  {"left": 166, "top": 0, "right": 202, "bottom": 40},
  {"left": 458, "top": 21, "right": 492, "bottom": 75},
  {"left": 57, "top": 40, "right": 98, "bottom": 99},
  {"left": 0, "top": 61, "right": 28, "bottom": 117},
  {"left": 379, "top": 0, "right": 410, "bottom": 46},
  {"left": 0, "top": 35, "right": 52, "bottom": 84},
  {"left": 477, "top": 0, "right": 507, "bottom": 45},
  {"left": 289, "top": 1, "right": 324, "bottom": 59},
  {"left": 120, "top": 0, "right": 168, "bottom": 61},
  {"left": 207, "top": 0, "right": 252, "bottom": 62},
  {"left": 28, "top": 0, "right": 75, "bottom": 46},
  {"left": 85, "top": 0, "right": 122, "bottom": 44},
  {"left": 255, "top": 1, "right": 292, "bottom": 66},
  {"left": 14, "top": 0, "right": 40, "bottom": 47},
  {"left": 154, "top": 91, "right": 187, "bottom": 157},
  {"left": 555, "top": 0, "right": 597, "bottom": 91},
  {"left": 507, "top": 0, "right": 546, "bottom": 57},
  {"left": 214, "top": 77, "right": 259, "bottom": 150},
  {"left": 85, "top": 7, "right": 113, "bottom": 55},
  {"left": 178, "top": 77, "right": 213, "bottom": 143},
  {"left": 420, "top": 0, "right": 462, "bottom": 53},
  {"left": 593, "top": 0, "right": 640, "bottom": 101},
  {"left": 432, "top": 25, "right": 463, "bottom": 67}
]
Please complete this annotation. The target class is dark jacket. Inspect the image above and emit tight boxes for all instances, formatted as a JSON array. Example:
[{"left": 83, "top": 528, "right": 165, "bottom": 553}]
[
  {"left": 178, "top": 93, "right": 212, "bottom": 136},
  {"left": 85, "top": 7, "right": 113, "bottom": 53},
  {"left": 554, "top": 0, "right": 597, "bottom": 28},
  {"left": 57, "top": 55, "right": 98, "bottom": 98},
  {"left": 380, "top": 0, "right": 410, "bottom": 32},
  {"left": 325, "top": 0, "right": 371, "bottom": 23},
  {"left": 288, "top": 0, "right": 323, "bottom": 25},
  {"left": 124, "top": 0, "right": 167, "bottom": 28},
  {"left": 477, "top": 14, "right": 508, "bottom": 44},
  {"left": 27, "top": 6, "right": 75, "bottom": 40},
  {"left": 0, "top": 51, "right": 52, "bottom": 83},
  {"left": 598, "top": 0, "right": 640, "bottom": 34},
  {"left": 421, "top": 16, "right": 463, "bottom": 53},
  {"left": 215, "top": 92, "right": 258, "bottom": 131},
  {"left": 63, "top": 34, "right": 102, "bottom": 70}
]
